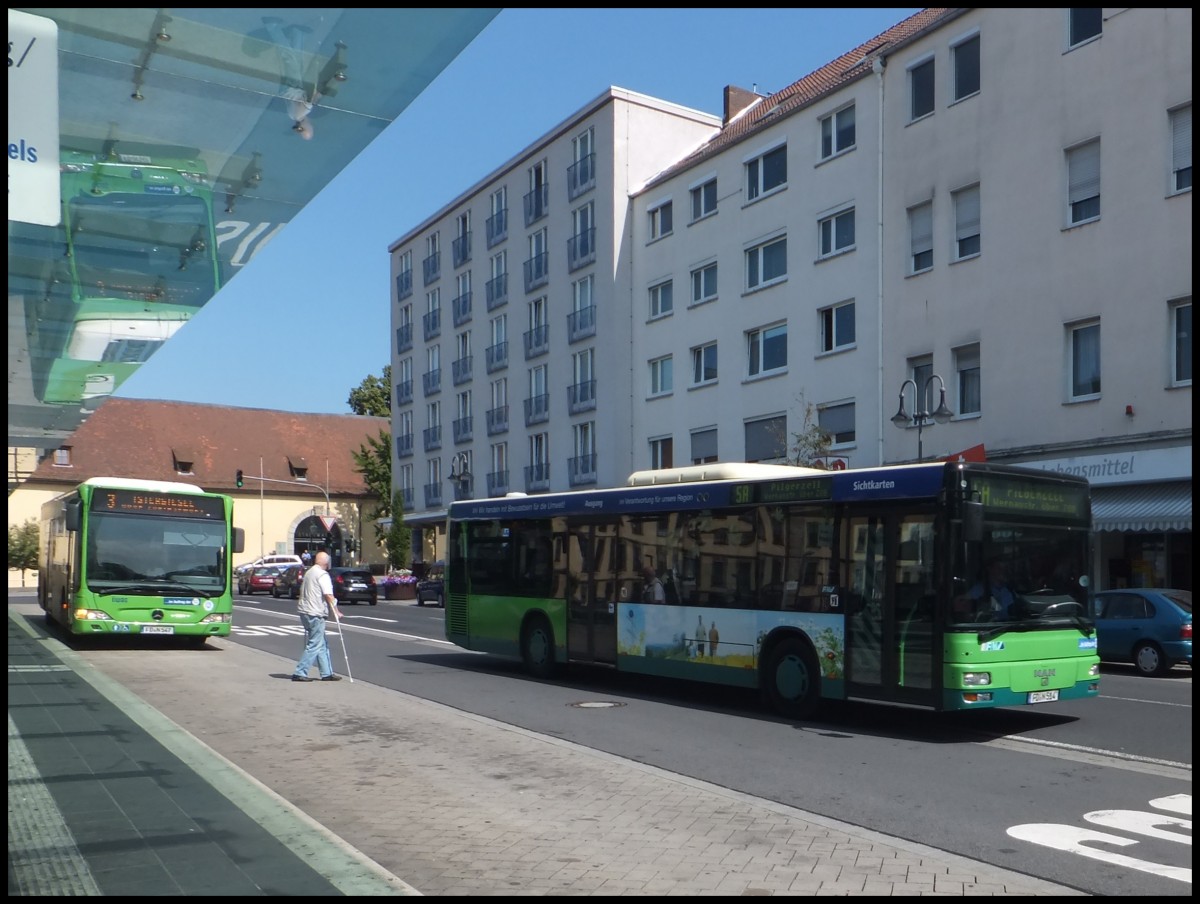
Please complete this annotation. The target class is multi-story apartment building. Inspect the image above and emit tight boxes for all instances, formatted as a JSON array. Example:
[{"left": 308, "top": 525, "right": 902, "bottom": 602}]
[{"left": 393, "top": 9, "right": 1190, "bottom": 590}]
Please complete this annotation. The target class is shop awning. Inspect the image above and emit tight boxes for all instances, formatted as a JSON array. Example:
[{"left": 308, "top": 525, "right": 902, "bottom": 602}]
[{"left": 1091, "top": 481, "right": 1191, "bottom": 532}]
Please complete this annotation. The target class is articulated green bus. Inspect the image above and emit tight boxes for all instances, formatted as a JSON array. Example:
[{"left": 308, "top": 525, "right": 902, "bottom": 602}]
[
  {"left": 444, "top": 461, "right": 1100, "bottom": 718},
  {"left": 39, "top": 478, "right": 245, "bottom": 645}
]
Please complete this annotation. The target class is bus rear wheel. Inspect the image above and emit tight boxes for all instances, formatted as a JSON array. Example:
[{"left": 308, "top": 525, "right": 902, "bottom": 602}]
[
  {"left": 521, "top": 615, "right": 556, "bottom": 679},
  {"left": 763, "top": 637, "right": 821, "bottom": 719}
]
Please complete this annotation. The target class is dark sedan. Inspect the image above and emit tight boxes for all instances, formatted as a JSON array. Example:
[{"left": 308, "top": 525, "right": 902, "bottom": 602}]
[
  {"left": 1092, "top": 588, "right": 1192, "bottom": 676},
  {"left": 416, "top": 561, "right": 445, "bottom": 608},
  {"left": 271, "top": 565, "right": 305, "bottom": 600},
  {"left": 330, "top": 567, "right": 378, "bottom": 605}
]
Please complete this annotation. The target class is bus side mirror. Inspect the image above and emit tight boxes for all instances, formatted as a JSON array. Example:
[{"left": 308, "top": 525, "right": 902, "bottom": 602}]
[
  {"left": 232, "top": 527, "right": 245, "bottom": 554},
  {"left": 65, "top": 499, "right": 81, "bottom": 532},
  {"left": 963, "top": 501, "right": 984, "bottom": 543}
]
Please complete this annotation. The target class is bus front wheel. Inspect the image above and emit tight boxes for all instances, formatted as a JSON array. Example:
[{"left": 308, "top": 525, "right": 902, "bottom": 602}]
[
  {"left": 521, "top": 616, "right": 557, "bottom": 679},
  {"left": 763, "top": 637, "right": 821, "bottom": 719}
]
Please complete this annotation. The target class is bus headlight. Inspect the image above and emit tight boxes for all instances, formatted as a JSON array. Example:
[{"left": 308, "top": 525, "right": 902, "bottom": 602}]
[
  {"left": 199, "top": 613, "right": 231, "bottom": 624},
  {"left": 1089, "top": 663, "right": 1100, "bottom": 676},
  {"left": 962, "top": 671, "right": 992, "bottom": 686},
  {"left": 73, "top": 609, "right": 113, "bottom": 621}
]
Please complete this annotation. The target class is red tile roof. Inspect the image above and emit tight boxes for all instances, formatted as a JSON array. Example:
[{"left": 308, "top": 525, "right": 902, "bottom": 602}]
[{"left": 29, "top": 398, "right": 389, "bottom": 498}]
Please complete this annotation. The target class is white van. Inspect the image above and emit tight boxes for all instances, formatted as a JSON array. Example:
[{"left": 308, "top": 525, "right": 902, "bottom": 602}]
[{"left": 235, "top": 554, "right": 303, "bottom": 574}]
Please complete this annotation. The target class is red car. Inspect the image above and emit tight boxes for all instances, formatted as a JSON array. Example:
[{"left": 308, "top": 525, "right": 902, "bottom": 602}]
[{"left": 238, "top": 566, "right": 281, "bottom": 596}]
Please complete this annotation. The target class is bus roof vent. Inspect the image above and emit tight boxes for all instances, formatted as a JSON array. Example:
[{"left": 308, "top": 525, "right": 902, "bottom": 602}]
[{"left": 626, "top": 463, "right": 826, "bottom": 486}]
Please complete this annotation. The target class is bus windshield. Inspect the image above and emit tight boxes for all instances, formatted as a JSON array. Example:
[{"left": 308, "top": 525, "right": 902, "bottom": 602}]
[{"left": 86, "top": 510, "right": 228, "bottom": 597}]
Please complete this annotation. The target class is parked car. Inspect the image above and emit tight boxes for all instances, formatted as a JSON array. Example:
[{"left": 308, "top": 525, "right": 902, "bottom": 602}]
[
  {"left": 236, "top": 554, "right": 303, "bottom": 576},
  {"left": 239, "top": 565, "right": 283, "bottom": 596},
  {"left": 416, "top": 561, "right": 445, "bottom": 608},
  {"left": 1092, "top": 588, "right": 1192, "bottom": 676},
  {"left": 330, "top": 567, "right": 378, "bottom": 605},
  {"left": 271, "top": 565, "right": 305, "bottom": 600}
]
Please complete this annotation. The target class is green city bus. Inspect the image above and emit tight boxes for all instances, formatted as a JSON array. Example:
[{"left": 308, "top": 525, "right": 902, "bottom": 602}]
[
  {"left": 443, "top": 461, "right": 1100, "bottom": 717},
  {"left": 27, "top": 146, "right": 221, "bottom": 407},
  {"left": 39, "top": 477, "right": 245, "bottom": 644}
]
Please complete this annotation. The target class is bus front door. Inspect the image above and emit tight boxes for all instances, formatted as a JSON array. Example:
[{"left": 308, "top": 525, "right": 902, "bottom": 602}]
[
  {"left": 842, "top": 512, "right": 937, "bottom": 706},
  {"left": 566, "top": 522, "right": 617, "bottom": 665}
]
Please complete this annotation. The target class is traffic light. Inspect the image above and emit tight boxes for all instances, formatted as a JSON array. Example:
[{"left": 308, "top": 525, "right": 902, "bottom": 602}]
[{"left": 235, "top": 469, "right": 243, "bottom": 488}]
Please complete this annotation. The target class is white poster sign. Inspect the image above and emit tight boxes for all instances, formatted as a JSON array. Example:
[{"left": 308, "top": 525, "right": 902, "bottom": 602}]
[{"left": 8, "top": 9, "right": 60, "bottom": 226}]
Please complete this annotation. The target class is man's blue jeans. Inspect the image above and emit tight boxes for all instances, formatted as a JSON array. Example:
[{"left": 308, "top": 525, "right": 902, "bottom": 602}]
[{"left": 295, "top": 613, "right": 333, "bottom": 678}]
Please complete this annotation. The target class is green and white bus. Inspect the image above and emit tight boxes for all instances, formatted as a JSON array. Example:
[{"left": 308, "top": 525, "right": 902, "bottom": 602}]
[
  {"left": 39, "top": 478, "right": 245, "bottom": 645},
  {"left": 443, "top": 460, "right": 1100, "bottom": 717}
]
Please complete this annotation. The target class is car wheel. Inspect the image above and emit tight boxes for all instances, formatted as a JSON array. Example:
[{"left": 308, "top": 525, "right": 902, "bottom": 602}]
[
  {"left": 272, "top": 587, "right": 280, "bottom": 598},
  {"left": 437, "top": 592, "right": 444, "bottom": 609},
  {"left": 369, "top": 598, "right": 377, "bottom": 606},
  {"left": 417, "top": 595, "right": 424, "bottom": 607},
  {"left": 521, "top": 614, "right": 557, "bottom": 679},
  {"left": 762, "top": 636, "right": 822, "bottom": 719},
  {"left": 1133, "top": 641, "right": 1167, "bottom": 677}
]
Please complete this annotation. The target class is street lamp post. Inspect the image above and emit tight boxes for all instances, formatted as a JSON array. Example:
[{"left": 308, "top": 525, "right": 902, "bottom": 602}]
[
  {"left": 448, "top": 451, "right": 472, "bottom": 502},
  {"left": 891, "top": 374, "right": 954, "bottom": 461}
]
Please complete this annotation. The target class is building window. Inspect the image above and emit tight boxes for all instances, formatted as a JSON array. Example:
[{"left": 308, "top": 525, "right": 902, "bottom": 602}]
[
  {"left": 1171, "top": 298, "right": 1192, "bottom": 386},
  {"left": 691, "top": 342, "right": 718, "bottom": 385},
  {"left": 649, "top": 279, "right": 673, "bottom": 318},
  {"left": 818, "top": 402, "right": 856, "bottom": 446},
  {"left": 1068, "top": 8, "right": 1102, "bottom": 49},
  {"left": 1067, "top": 140, "right": 1100, "bottom": 224},
  {"left": 819, "top": 301, "right": 855, "bottom": 353},
  {"left": 649, "top": 201, "right": 673, "bottom": 240},
  {"left": 744, "top": 415, "right": 786, "bottom": 463},
  {"left": 691, "top": 262, "right": 718, "bottom": 305},
  {"left": 650, "top": 436, "right": 673, "bottom": 470},
  {"left": 745, "top": 235, "right": 787, "bottom": 290},
  {"left": 819, "top": 208, "right": 855, "bottom": 258},
  {"left": 954, "top": 344, "right": 981, "bottom": 416},
  {"left": 908, "top": 202, "right": 933, "bottom": 274},
  {"left": 953, "top": 184, "right": 981, "bottom": 259},
  {"left": 910, "top": 58, "right": 935, "bottom": 120},
  {"left": 649, "top": 355, "right": 673, "bottom": 396},
  {"left": 820, "top": 104, "right": 855, "bottom": 159},
  {"left": 746, "top": 144, "right": 787, "bottom": 201},
  {"left": 1171, "top": 105, "right": 1192, "bottom": 193},
  {"left": 690, "top": 178, "right": 717, "bottom": 220},
  {"left": 690, "top": 428, "right": 717, "bottom": 464},
  {"left": 53, "top": 446, "right": 72, "bottom": 467},
  {"left": 908, "top": 355, "right": 934, "bottom": 407},
  {"left": 747, "top": 323, "right": 787, "bottom": 377},
  {"left": 1068, "top": 320, "right": 1101, "bottom": 400},
  {"left": 952, "top": 34, "right": 980, "bottom": 101}
]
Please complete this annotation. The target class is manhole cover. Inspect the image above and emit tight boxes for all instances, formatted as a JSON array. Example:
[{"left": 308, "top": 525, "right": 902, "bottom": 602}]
[{"left": 569, "top": 701, "right": 626, "bottom": 708}]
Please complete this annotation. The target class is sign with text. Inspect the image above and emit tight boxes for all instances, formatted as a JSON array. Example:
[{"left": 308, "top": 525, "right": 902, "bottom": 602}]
[{"left": 8, "top": 10, "right": 60, "bottom": 226}]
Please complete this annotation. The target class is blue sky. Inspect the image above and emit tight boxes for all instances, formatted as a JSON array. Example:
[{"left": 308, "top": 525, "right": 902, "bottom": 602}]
[{"left": 117, "top": 8, "right": 920, "bottom": 416}]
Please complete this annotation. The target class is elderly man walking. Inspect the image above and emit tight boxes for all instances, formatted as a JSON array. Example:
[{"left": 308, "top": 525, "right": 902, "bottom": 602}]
[{"left": 292, "top": 551, "right": 344, "bottom": 681}]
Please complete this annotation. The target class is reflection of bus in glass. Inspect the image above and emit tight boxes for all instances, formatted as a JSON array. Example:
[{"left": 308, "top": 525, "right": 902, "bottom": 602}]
[
  {"left": 444, "top": 461, "right": 1100, "bottom": 718},
  {"left": 28, "top": 147, "right": 220, "bottom": 406},
  {"left": 39, "top": 478, "right": 245, "bottom": 645}
]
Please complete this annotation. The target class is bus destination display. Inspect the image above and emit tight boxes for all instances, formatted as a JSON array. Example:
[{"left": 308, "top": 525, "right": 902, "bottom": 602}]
[{"left": 92, "top": 489, "right": 224, "bottom": 519}]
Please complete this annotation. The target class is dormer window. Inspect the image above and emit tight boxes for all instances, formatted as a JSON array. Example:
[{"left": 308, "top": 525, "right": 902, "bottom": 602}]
[
  {"left": 172, "top": 448, "right": 195, "bottom": 475},
  {"left": 288, "top": 456, "right": 309, "bottom": 480},
  {"left": 53, "top": 446, "right": 72, "bottom": 467}
]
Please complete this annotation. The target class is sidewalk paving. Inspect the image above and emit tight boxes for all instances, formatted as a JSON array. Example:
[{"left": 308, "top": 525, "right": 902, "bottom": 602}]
[{"left": 8, "top": 598, "right": 1085, "bottom": 896}]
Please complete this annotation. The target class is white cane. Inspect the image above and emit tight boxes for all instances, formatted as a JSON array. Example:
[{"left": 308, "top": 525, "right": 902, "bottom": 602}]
[{"left": 333, "top": 611, "right": 354, "bottom": 683}]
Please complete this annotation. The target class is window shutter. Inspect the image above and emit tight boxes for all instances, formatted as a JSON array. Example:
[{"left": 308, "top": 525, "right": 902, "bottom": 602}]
[
  {"left": 1172, "top": 107, "right": 1192, "bottom": 172},
  {"left": 955, "top": 187, "right": 980, "bottom": 240},
  {"left": 744, "top": 416, "right": 785, "bottom": 462},
  {"left": 690, "top": 428, "right": 717, "bottom": 462},
  {"left": 910, "top": 204, "right": 933, "bottom": 255},
  {"left": 1068, "top": 142, "right": 1101, "bottom": 203}
]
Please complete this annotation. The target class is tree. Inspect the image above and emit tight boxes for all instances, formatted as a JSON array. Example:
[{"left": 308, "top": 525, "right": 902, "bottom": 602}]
[
  {"left": 788, "top": 394, "right": 833, "bottom": 468},
  {"left": 347, "top": 364, "right": 391, "bottom": 417},
  {"left": 352, "top": 428, "right": 392, "bottom": 520},
  {"left": 383, "top": 491, "right": 412, "bottom": 570},
  {"left": 8, "top": 519, "right": 39, "bottom": 586}
]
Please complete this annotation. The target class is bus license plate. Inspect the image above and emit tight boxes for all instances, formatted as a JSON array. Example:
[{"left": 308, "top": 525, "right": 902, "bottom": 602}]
[
  {"left": 141, "top": 625, "right": 174, "bottom": 635},
  {"left": 1028, "top": 689, "right": 1059, "bottom": 704}
]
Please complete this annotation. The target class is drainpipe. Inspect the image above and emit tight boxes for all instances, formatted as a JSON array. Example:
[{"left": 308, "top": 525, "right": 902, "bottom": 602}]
[{"left": 873, "top": 55, "right": 887, "bottom": 466}]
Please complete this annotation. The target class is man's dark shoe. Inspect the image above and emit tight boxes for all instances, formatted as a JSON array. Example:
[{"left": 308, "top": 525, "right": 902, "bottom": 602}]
[
  {"left": 291, "top": 675, "right": 313, "bottom": 682},
  {"left": 320, "top": 674, "right": 343, "bottom": 681}
]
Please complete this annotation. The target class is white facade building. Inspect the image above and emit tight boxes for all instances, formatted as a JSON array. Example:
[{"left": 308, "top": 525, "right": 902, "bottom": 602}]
[{"left": 391, "top": 9, "right": 1191, "bottom": 590}]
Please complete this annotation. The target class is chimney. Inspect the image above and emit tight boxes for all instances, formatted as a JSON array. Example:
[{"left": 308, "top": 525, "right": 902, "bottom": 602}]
[{"left": 723, "top": 85, "right": 761, "bottom": 126}]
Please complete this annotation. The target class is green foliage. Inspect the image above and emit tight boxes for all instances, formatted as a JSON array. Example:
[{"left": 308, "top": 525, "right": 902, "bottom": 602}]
[
  {"left": 351, "top": 428, "right": 392, "bottom": 520},
  {"left": 383, "top": 491, "right": 412, "bottom": 570},
  {"left": 789, "top": 395, "right": 833, "bottom": 468},
  {"left": 347, "top": 364, "right": 391, "bottom": 417},
  {"left": 8, "top": 519, "right": 39, "bottom": 579}
]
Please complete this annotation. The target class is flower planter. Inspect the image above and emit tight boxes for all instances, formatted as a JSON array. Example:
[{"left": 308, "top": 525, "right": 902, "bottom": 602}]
[{"left": 384, "top": 583, "right": 416, "bottom": 600}]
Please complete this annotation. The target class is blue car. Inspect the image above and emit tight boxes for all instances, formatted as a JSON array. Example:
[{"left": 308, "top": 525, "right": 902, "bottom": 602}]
[{"left": 1092, "top": 588, "right": 1192, "bottom": 676}]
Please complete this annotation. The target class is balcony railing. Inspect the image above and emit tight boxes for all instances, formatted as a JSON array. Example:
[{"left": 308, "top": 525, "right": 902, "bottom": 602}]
[
  {"left": 451, "top": 291, "right": 472, "bottom": 327},
  {"left": 452, "top": 356, "right": 472, "bottom": 385},
  {"left": 423, "top": 308, "right": 441, "bottom": 341},
  {"left": 422, "top": 251, "right": 440, "bottom": 286},
  {"left": 485, "top": 341, "right": 508, "bottom": 373},
  {"left": 394, "top": 379, "right": 413, "bottom": 406},
  {"left": 395, "top": 269, "right": 413, "bottom": 301},
  {"left": 486, "top": 404, "right": 509, "bottom": 435},
  {"left": 567, "top": 153, "right": 595, "bottom": 201},
  {"left": 568, "top": 380, "right": 596, "bottom": 414},
  {"left": 523, "top": 252, "right": 548, "bottom": 292},
  {"left": 422, "top": 368, "right": 441, "bottom": 396},
  {"left": 485, "top": 272, "right": 508, "bottom": 310},
  {"left": 422, "top": 424, "right": 442, "bottom": 452},
  {"left": 524, "top": 323, "right": 549, "bottom": 359},
  {"left": 568, "top": 453, "right": 597, "bottom": 487},
  {"left": 451, "top": 474, "right": 475, "bottom": 502},
  {"left": 524, "top": 462, "right": 551, "bottom": 492},
  {"left": 567, "top": 228, "right": 596, "bottom": 272},
  {"left": 523, "top": 183, "right": 549, "bottom": 226},
  {"left": 567, "top": 305, "right": 596, "bottom": 343},
  {"left": 452, "top": 231, "right": 472, "bottom": 268},
  {"left": 486, "top": 208, "right": 507, "bottom": 248},
  {"left": 394, "top": 433, "right": 414, "bottom": 459},
  {"left": 423, "top": 482, "right": 443, "bottom": 509},
  {"left": 524, "top": 393, "right": 550, "bottom": 426},
  {"left": 399, "top": 486, "right": 414, "bottom": 512},
  {"left": 452, "top": 415, "right": 473, "bottom": 444},
  {"left": 395, "top": 322, "right": 413, "bottom": 353},
  {"left": 486, "top": 469, "right": 510, "bottom": 496}
]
